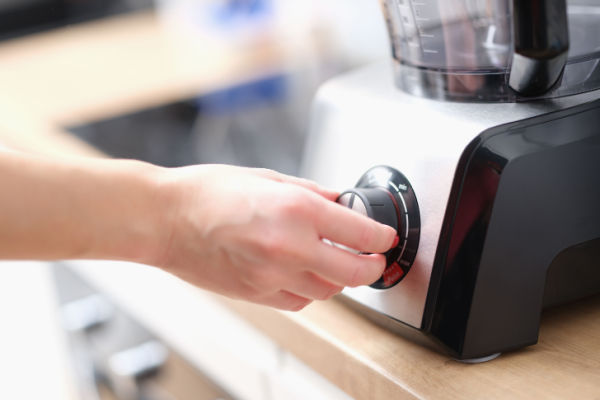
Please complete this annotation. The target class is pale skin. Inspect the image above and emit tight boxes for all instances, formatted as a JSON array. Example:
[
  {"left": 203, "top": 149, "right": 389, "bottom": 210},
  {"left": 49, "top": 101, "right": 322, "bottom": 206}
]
[{"left": 0, "top": 149, "right": 397, "bottom": 311}]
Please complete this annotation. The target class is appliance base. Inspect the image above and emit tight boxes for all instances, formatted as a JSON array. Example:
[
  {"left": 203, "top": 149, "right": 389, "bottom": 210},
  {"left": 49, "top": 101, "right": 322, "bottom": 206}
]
[
  {"left": 457, "top": 353, "right": 502, "bottom": 364},
  {"left": 336, "top": 295, "right": 505, "bottom": 362}
]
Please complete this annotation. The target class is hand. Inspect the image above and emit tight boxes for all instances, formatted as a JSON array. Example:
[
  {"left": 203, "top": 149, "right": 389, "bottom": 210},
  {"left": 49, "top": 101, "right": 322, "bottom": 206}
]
[
  {"left": 152, "top": 165, "right": 397, "bottom": 311},
  {"left": 0, "top": 151, "right": 395, "bottom": 311}
]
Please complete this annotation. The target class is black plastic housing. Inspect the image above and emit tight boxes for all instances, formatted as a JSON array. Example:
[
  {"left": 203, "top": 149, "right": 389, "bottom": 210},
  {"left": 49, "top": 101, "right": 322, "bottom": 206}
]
[{"left": 421, "top": 98, "right": 600, "bottom": 360}]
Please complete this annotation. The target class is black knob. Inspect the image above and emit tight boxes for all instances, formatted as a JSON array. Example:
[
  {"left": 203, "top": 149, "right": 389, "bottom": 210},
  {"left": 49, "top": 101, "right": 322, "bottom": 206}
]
[{"left": 337, "top": 166, "right": 421, "bottom": 290}]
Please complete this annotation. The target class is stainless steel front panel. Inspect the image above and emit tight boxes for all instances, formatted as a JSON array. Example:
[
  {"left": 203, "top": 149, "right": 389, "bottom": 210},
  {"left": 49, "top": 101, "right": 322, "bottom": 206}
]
[{"left": 301, "top": 62, "right": 600, "bottom": 328}]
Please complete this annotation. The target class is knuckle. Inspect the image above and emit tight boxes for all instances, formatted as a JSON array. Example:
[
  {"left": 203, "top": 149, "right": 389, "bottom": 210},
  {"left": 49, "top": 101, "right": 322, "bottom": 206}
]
[
  {"left": 232, "top": 278, "right": 270, "bottom": 302},
  {"left": 311, "top": 199, "right": 328, "bottom": 226},
  {"left": 288, "top": 299, "right": 312, "bottom": 312},
  {"left": 318, "top": 285, "right": 343, "bottom": 301},
  {"left": 259, "top": 232, "right": 288, "bottom": 256},
  {"left": 243, "top": 266, "right": 278, "bottom": 292},
  {"left": 329, "top": 286, "right": 344, "bottom": 299},
  {"left": 315, "top": 291, "right": 330, "bottom": 301},
  {"left": 298, "top": 178, "right": 319, "bottom": 191},
  {"left": 256, "top": 168, "right": 280, "bottom": 180},
  {"left": 303, "top": 272, "right": 340, "bottom": 301},
  {"left": 273, "top": 191, "right": 311, "bottom": 219}
]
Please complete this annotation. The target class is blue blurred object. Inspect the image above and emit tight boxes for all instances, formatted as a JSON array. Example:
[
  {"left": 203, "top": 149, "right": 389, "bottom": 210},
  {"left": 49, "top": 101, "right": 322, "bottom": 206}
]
[
  {"left": 196, "top": 74, "right": 288, "bottom": 115},
  {"left": 209, "top": 0, "right": 273, "bottom": 28}
]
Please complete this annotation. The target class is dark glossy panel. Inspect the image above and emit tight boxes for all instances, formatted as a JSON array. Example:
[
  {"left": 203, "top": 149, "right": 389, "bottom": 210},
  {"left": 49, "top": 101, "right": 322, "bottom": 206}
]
[
  {"left": 427, "top": 150, "right": 502, "bottom": 353},
  {"left": 427, "top": 98, "right": 600, "bottom": 359}
]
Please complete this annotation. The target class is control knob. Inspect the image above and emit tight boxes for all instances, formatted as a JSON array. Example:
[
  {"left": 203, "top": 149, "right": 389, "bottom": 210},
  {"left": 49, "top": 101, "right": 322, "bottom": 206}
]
[{"left": 337, "top": 166, "right": 421, "bottom": 289}]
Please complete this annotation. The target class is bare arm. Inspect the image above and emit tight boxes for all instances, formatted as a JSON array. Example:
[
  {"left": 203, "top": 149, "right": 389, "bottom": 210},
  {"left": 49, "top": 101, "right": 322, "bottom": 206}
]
[
  {"left": 0, "top": 150, "right": 396, "bottom": 310},
  {"left": 0, "top": 149, "right": 163, "bottom": 262}
]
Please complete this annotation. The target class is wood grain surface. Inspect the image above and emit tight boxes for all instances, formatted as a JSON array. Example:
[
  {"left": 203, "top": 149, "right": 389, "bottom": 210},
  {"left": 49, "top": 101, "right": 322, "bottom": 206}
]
[{"left": 224, "top": 294, "right": 600, "bottom": 399}]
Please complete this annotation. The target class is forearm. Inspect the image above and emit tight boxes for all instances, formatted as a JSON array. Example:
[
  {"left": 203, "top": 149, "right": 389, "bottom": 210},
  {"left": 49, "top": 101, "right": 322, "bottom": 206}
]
[
  {"left": 0, "top": 149, "right": 164, "bottom": 263},
  {"left": 0, "top": 147, "right": 398, "bottom": 310}
]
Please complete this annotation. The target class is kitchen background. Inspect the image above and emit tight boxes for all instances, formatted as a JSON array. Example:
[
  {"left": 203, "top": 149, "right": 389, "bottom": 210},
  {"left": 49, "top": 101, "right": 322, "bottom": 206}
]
[{"left": 0, "top": 0, "right": 389, "bottom": 399}]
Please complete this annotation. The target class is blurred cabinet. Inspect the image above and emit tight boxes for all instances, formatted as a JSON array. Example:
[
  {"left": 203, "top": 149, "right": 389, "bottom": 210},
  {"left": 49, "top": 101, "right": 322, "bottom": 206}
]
[
  {"left": 55, "top": 264, "right": 234, "bottom": 400},
  {"left": 55, "top": 261, "right": 352, "bottom": 400}
]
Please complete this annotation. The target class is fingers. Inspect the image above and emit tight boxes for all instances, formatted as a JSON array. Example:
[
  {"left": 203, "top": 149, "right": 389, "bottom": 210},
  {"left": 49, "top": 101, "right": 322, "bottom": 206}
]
[
  {"left": 251, "top": 167, "right": 395, "bottom": 254},
  {"left": 284, "top": 177, "right": 339, "bottom": 201},
  {"left": 252, "top": 168, "right": 339, "bottom": 200},
  {"left": 315, "top": 199, "right": 397, "bottom": 254},
  {"left": 312, "top": 242, "right": 387, "bottom": 287},
  {"left": 253, "top": 290, "right": 313, "bottom": 312},
  {"left": 284, "top": 271, "right": 343, "bottom": 301},
  {"left": 239, "top": 263, "right": 341, "bottom": 304}
]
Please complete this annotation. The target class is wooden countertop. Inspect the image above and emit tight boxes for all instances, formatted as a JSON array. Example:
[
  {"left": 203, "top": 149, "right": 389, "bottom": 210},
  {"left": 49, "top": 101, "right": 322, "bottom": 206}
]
[
  {"left": 0, "top": 10, "right": 289, "bottom": 128},
  {"left": 226, "top": 292, "right": 600, "bottom": 399},
  {"left": 1, "top": 11, "right": 599, "bottom": 400}
]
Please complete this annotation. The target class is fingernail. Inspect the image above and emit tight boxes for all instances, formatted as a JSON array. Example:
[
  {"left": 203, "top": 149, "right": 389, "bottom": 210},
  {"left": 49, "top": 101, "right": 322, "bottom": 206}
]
[{"left": 392, "top": 235, "right": 400, "bottom": 248}]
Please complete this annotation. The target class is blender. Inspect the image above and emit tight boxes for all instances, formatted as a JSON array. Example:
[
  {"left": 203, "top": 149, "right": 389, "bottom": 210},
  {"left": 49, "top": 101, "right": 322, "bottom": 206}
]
[{"left": 302, "top": 0, "right": 600, "bottom": 362}]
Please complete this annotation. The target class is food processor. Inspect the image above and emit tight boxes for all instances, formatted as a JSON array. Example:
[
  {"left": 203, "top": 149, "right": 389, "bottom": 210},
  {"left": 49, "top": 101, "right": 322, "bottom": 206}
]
[{"left": 302, "top": 0, "right": 600, "bottom": 362}]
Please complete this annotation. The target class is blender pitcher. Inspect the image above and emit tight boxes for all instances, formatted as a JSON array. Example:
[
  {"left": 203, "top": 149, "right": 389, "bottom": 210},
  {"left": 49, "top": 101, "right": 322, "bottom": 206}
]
[{"left": 381, "top": 0, "right": 600, "bottom": 101}]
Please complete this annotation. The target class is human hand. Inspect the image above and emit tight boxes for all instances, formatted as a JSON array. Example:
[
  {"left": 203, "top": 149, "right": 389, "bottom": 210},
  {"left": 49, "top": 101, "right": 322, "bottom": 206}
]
[{"left": 151, "top": 165, "right": 397, "bottom": 311}]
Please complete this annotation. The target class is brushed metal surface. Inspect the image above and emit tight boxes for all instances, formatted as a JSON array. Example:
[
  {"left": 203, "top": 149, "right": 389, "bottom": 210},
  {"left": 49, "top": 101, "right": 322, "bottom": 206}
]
[{"left": 301, "top": 61, "right": 600, "bottom": 329}]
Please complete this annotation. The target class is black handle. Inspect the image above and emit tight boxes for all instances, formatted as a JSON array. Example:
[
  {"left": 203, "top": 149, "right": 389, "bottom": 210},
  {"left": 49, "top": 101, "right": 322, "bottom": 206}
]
[{"left": 509, "top": 0, "right": 569, "bottom": 96}]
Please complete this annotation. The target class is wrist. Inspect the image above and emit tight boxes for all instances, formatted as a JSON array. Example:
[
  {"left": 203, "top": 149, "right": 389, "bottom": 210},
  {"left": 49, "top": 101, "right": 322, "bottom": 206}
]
[
  {"left": 82, "top": 159, "right": 169, "bottom": 265},
  {"left": 126, "top": 162, "right": 197, "bottom": 268}
]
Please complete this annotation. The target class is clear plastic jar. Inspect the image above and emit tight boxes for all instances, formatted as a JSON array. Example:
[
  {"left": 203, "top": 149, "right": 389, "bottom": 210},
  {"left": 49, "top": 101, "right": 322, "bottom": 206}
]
[{"left": 381, "top": 0, "right": 600, "bottom": 101}]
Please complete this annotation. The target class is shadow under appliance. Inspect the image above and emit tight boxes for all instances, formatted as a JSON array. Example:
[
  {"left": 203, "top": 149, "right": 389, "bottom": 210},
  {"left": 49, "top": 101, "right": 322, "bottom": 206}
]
[{"left": 302, "top": 0, "right": 600, "bottom": 361}]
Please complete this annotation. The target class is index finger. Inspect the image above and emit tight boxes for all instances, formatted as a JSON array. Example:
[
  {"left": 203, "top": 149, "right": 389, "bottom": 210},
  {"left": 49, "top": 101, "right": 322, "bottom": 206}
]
[
  {"left": 314, "top": 198, "right": 397, "bottom": 254},
  {"left": 252, "top": 169, "right": 339, "bottom": 200}
]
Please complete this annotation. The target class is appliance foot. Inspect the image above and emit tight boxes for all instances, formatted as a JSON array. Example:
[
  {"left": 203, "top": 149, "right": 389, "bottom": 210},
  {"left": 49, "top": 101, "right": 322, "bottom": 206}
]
[{"left": 456, "top": 353, "right": 501, "bottom": 364}]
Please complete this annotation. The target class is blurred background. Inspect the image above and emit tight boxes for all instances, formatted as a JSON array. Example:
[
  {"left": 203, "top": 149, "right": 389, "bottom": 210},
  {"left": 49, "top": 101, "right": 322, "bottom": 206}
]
[
  {"left": 0, "top": 0, "right": 390, "bottom": 399},
  {"left": 0, "top": 0, "right": 390, "bottom": 174}
]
